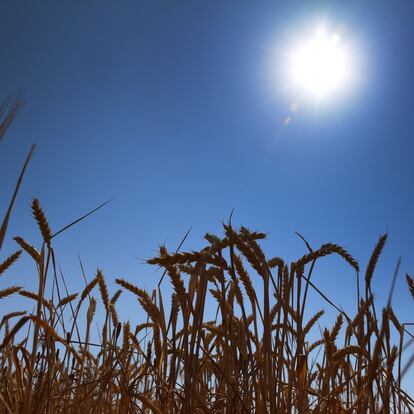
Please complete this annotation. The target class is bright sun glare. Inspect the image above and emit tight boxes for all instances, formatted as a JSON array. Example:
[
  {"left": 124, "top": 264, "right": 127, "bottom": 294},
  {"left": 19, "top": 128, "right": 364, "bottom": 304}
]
[{"left": 290, "top": 27, "right": 351, "bottom": 100}]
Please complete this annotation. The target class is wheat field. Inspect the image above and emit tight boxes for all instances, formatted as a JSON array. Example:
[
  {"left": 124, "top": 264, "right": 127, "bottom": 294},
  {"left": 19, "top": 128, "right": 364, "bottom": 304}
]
[{"left": 1, "top": 99, "right": 414, "bottom": 413}]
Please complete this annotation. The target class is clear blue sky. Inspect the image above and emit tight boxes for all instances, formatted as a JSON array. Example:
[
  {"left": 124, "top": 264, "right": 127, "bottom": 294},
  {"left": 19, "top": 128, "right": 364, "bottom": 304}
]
[{"left": 1, "top": 1, "right": 414, "bottom": 364}]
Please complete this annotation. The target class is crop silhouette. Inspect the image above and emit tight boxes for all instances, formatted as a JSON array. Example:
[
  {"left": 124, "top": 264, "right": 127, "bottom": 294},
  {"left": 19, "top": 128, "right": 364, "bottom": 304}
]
[{"left": 0, "top": 98, "right": 413, "bottom": 413}]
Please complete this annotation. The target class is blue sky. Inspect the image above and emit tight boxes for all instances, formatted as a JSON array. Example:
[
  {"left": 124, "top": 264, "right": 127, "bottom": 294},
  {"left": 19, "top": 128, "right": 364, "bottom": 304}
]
[{"left": 1, "top": 0, "right": 414, "bottom": 372}]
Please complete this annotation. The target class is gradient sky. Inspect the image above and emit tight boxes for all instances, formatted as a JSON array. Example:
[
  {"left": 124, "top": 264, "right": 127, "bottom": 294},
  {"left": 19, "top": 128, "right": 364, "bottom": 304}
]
[{"left": 1, "top": 1, "right": 414, "bottom": 380}]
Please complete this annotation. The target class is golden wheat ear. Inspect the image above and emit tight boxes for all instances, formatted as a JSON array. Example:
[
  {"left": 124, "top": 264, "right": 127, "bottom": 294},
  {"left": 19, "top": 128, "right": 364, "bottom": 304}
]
[
  {"left": 406, "top": 274, "right": 414, "bottom": 300},
  {"left": 0, "top": 251, "right": 22, "bottom": 275},
  {"left": 0, "top": 286, "right": 22, "bottom": 300},
  {"left": 31, "top": 198, "right": 52, "bottom": 245},
  {"left": 365, "top": 233, "right": 387, "bottom": 286},
  {"left": 13, "top": 237, "right": 40, "bottom": 263}
]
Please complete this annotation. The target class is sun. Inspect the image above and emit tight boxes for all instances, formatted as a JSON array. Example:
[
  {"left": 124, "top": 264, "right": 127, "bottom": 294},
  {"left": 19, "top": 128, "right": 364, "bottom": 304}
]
[{"left": 289, "top": 27, "right": 351, "bottom": 100}]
